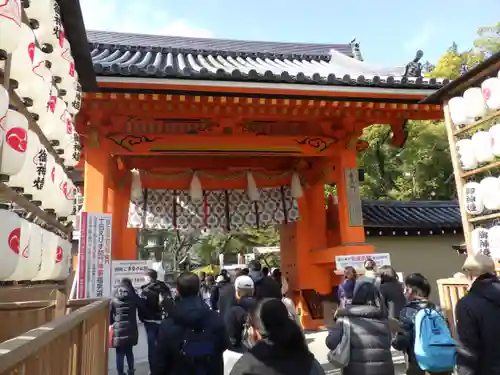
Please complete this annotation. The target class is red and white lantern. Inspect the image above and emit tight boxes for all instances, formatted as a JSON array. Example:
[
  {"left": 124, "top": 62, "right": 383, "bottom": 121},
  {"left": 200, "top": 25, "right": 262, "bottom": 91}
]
[
  {"left": 8, "top": 221, "right": 43, "bottom": 281},
  {"left": 50, "top": 237, "right": 71, "bottom": 280},
  {"left": 0, "top": 86, "right": 8, "bottom": 149},
  {"left": 33, "top": 229, "right": 56, "bottom": 280},
  {"left": 0, "top": 208, "right": 22, "bottom": 280},
  {"left": 481, "top": 77, "right": 500, "bottom": 111},
  {"left": 58, "top": 174, "right": 76, "bottom": 218},
  {"left": 0, "top": 0, "right": 22, "bottom": 58},
  {"left": 67, "top": 81, "right": 82, "bottom": 116},
  {"left": 62, "top": 131, "right": 81, "bottom": 168},
  {"left": 29, "top": 47, "right": 53, "bottom": 118},
  {"left": 27, "top": 0, "right": 64, "bottom": 55},
  {"left": 38, "top": 88, "right": 68, "bottom": 150},
  {"left": 9, "top": 23, "right": 37, "bottom": 102},
  {"left": 0, "top": 108, "right": 28, "bottom": 177}
]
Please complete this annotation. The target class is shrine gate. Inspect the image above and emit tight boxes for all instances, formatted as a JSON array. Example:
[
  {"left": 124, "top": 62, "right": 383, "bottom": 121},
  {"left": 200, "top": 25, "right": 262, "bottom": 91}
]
[{"left": 78, "top": 31, "right": 446, "bottom": 329}]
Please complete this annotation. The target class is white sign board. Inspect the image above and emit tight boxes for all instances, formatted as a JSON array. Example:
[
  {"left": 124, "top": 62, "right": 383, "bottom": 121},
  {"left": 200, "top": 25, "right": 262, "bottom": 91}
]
[
  {"left": 112, "top": 260, "right": 149, "bottom": 291},
  {"left": 77, "top": 212, "right": 112, "bottom": 299},
  {"left": 335, "top": 253, "right": 391, "bottom": 272}
]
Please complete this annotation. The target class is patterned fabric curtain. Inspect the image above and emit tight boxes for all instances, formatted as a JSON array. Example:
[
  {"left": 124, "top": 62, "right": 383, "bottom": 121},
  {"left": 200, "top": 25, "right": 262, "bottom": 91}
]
[{"left": 128, "top": 187, "right": 299, "bottom": 232}]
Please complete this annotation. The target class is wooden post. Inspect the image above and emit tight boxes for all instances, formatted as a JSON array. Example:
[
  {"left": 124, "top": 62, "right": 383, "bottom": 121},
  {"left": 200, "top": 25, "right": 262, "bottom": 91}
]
[{"left": 442, "top": 101, "right": 473, "bottom": 250}]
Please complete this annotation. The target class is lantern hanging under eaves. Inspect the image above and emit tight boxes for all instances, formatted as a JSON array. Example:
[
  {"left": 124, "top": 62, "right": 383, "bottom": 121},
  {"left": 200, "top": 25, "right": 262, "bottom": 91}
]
[
  {"left": 0, "top": 0, "right": 22, "bottom": 59},
  {"left": 490, "top": 124, "right": 500, "bottom": 157},
  {"left": 0, "top": 86, "right": 8, "bottom": 148},
  {"left": 456, "top": 138, "right": 477, "bottom": 171},
  {"left": 50, "top": 237, "right": 71, "bottom": 280},
  {"left": 62, "top": 131, "right": 81, "bottom": 168},
  {"left": 67, "top": 81, "right": 82, "bottom": 116},
  {"left": 8, "top": 220, "right": 42, "bottom": 281},
  {"left": 6, "top": 129, "right": 40, "bottom": 196},
  {"left": 0, "top": 108, "right": 29, "bottom": 180},
  {"left": 33, "top": 229, "right": 57, "bottom": 281},
  {"left": 27, "top": 0, "right": 64, "bottom": 55},
  {"left": 57, "top": 173, "right": 76, "bottom": 218},
  {"left": 38, "top": 89, "right": 68, "bottom": 151},
  {"left": 0, "top": 207, "right": 22, "bottom": 281},
  {"left": 463, "top": 181, "right": 484, "bottom": 215},
  {"left": 49, "top": 37, "right": 74, "bottom": 85},
  {"left": 27, "top": 47, "right": 53, "bottom": 119},
  {"left": 479, "top": 176, "right": 500, "bottom": 211},
  {"left": 471, "top": 130, "right": 494, "bottom": 164},
  {"left": 489, "top": 225, "right": 500, "bottom": 260},
  {"left": 481, "top": 77, "right": 500, "bottom": 111},
  {"left": 464, "top": 87, "right": 488, "bottom": 120},
  {"left": 9, "top": 23, "right": 38, "bottom": 105},
  {"left": 448, "top": 96, "right": 472, "bottom": 128},
  {"left": 42, "top": 153, "right": 62, "bottom": 213},
  {"left": 471, "top": 227, "right": 490, "bottom": 256}
]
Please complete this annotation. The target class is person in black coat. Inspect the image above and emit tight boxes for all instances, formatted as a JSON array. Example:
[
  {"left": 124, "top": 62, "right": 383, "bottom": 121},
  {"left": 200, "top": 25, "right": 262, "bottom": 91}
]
[
  {"left": 378, "top": 265, "right": 406, "bottom": 320},
  {"left": 230, "top": 298, "right": 324, "bottom": 375},
  {"left": 248, "top": 260, "right": 282, "bottom": 300},
  {"left": 210, "top": 274, "right": 235, "bottom": 318},
  {"left": 110, "top": 278, "right": 143, "bottom": 375},
  {"left": 225, "top": 275, "right": 258, "bottom": 351},
  {"left": 326, "top": 280, "right": 394, "bottom": 375},
  {"left": 154, "top": 272, "right": 228, "bottom": 375},
  {"left": 139, "top": 269, "right": 173, "bottom": 374},
  {"left": 455, "top": 254, "right": 500, "bottom": 375}
]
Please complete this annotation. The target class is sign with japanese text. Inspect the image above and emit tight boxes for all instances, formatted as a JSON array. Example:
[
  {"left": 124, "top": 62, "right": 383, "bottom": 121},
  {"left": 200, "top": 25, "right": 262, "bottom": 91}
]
[
  {"left": 77, "top": 212, "right": 112, "bottom": 298},
  {"left": 112, "top": 260, "right": 149, "bottom": 292},
  {"left": 335, "top": 253, "right": 391, "bottom": 272}
]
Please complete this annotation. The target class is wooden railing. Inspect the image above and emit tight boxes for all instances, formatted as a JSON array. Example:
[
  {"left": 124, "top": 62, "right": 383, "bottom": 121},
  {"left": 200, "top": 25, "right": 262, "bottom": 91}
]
[
  {"left": 0, "top": 299, "right": 110, "bottom": 375},
  {"left": 437, "top": 278, "right": 469, "bottom": 337}
]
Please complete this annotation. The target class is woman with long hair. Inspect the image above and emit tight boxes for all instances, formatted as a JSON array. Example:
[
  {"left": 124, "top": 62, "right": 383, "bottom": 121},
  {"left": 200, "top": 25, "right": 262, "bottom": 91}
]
[
  {"left": 326, "top": 281, "right": 394, "bottom": 375},
  {"left": 230, "top": 298, "right": 325, "bottom": 375},
  {"left": 378, "top": 265, "right": 406, "bottom": 320}
]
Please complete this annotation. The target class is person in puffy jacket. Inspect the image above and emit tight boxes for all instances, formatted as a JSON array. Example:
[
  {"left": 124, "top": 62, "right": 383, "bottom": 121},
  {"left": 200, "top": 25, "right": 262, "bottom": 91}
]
[
  {"left": 110, "top": 278, "right": 143, "bottom": 375},
  {"left": 248, "top": 260, "right": 282, "bottom": 300},
  {"left": 326, "top": 280, "right": 394, "bottom": 375},
  {"left": 230, "top": 298, "right": 325, "bottom": 375},
  {"left": 456, "top": 254, "right": 500, "bottom": 375}
]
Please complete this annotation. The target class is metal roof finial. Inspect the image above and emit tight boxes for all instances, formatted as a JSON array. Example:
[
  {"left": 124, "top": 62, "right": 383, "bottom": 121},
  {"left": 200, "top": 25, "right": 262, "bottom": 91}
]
[{"left": 349, "top": 37, "right": 363, "bottom": 61}]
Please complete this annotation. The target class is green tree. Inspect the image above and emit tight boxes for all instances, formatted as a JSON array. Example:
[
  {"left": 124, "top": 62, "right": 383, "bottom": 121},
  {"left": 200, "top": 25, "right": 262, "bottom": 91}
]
[{"left": 474, "top": 22, "right": 500, "bottom": 58}]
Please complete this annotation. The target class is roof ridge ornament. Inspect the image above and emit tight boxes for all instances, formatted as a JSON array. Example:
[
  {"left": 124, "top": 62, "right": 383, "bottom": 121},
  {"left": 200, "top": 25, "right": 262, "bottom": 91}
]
[
  {"left": 349, "top": 37, "right": 364, "bottom": 61},
  {"left": 403, "top": 50, "right": 424, "bottom": 78}
]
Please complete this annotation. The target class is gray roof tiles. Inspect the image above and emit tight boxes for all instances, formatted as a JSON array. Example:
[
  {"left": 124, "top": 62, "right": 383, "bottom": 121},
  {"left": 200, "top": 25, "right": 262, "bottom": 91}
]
[{"left": 87, "top": 30, "right": 450, "bottom": 89}]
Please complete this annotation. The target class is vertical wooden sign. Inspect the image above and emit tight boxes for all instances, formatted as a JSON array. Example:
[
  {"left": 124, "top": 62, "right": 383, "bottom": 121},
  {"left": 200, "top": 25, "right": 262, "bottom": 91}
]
[{"left": 344, "top": 168, "right": 363, "bottom": 227}]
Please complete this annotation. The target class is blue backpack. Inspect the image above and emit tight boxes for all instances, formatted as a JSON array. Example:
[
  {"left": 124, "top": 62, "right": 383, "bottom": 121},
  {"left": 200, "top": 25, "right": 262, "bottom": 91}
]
[
  {"left": 180, "top": 326, "right": 216, "bottom": 375},
  {"left": 414, "top": 308, "right": 456, "bottom": 372}
]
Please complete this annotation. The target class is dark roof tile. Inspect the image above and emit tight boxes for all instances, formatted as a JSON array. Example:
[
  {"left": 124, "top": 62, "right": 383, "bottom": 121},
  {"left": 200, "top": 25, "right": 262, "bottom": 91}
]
[
  {"left": 87, "top": 31, "right": 450, "bottom": 89},
  {"left": 362, "top": 200, "right": 461, "bottom": 229}
]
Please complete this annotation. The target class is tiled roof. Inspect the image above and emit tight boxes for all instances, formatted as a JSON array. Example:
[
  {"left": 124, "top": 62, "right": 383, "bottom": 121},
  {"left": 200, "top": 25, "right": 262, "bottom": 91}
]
[
  {"left": 362, "top": 200, "right": 461, "bottom": 229},
  {"left": 87, "top": 31, "right": 449, "bottom": 89}
]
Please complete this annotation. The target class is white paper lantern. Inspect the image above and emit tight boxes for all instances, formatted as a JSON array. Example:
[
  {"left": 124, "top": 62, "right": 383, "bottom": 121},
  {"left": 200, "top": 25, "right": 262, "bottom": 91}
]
[
  {"left": 456, "top": 139, "right": 478, "bottom": 170},
  {"left": 38, "top": 89, "right": 68, "bottom": 150},
  {"left": 50, "top": 37, "right": 74, "bottom": 85},
  {"left": 481, "top": 77, "right": 500, "bottom": 111},
  {"left": 28, "top": 47, "right": 53, "bottom": 118},
  {"left": 62, "top": 131, "right": 81, "bottom": 168},
  {"left": 0, "top": 208, "right": 22, "bottom": 280},
  {"left": 67, "top": 81, "right": 82, "bottom": 116},
  {"left": 489, "top": 124, "right": 500, "bottom": 156},
  {"left": 28, "top": 0, "right": 64, "bottom": 55},
  {"left": 471, "top": 131, "right": 494, "bottom": 164},
  {"left": 480, "top": 177, "right": 500, "bottom": 211},
  {"left": 50, "top": 237, "right": 71, "bottom": 280},
  {"left": 0, "top": 86, "right": 8, "bottom": 148},
  {"left": 8, "top": 221, "right": 43, "bottom": 281},
  {"left": 464, "top": 87, "right": 488, "bottom": 120},
  {"left": 6, "top": 129, "right": 38, "bottom": 195},
  {"left": 464, "top": 181, "right": 484, "bottom": 215},
  {"left": 489, "top": 225, "right": 500, "bottom": 259},
  {"left": 9, "top": 23, "right": 37, "bottom": 102},
  {"left": 471, "top": 227, "right": 490, "bottom": 256},
  {"left": 448, "top": 96, "right": 471, "bottom": 128},
  {"left": 0, "top": 0, "right": 22, "bottom": 58},
  {"left": 43, "top": 153, "right": 62, "bottom": 212},
  {"left": 57, "top": 174, "right": 76, "bottom": 218},
  {"left": 0, "top": 108, "right": 28, "bottom": 179},
  {"left": 33, "top": 229, "right": 58, "bottom": 280}
]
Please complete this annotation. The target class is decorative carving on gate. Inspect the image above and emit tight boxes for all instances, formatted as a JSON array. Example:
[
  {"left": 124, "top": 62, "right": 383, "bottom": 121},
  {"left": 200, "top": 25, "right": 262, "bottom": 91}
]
[
  {"left": 295, "top": 136, "right": 337, "bottom": 152},
  {"left": 241, "top": 121, "right": 307, "bottom": 136},
  {"left": 121, "top": 117, "right": 219, "bottom": 134},
  {"left": 108, "top": 134, "right": 159, "bottom": 152}
]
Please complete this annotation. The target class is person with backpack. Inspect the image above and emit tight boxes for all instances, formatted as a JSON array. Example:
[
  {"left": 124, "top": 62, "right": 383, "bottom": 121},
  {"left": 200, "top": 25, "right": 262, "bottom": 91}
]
[
  {"left": 139, "top": 269, "right": 173, "bottom": 374},
  {"left": 225, "top": 275, "right": 258, "bottom": 351},
  {"left": 455, "top": 254, "right": 500, "bottom": 375},
  {"left": 248, "top": 260, "right": 282, "bottom": 300},
  {"left": 110, "top": 278, "right": 144, "bottom": 375},
  {"left": 326, "top": 279, "right": 394, "bottom": 375},
  {"left": 392, "top": 273, "right": 455, "bottom": 375},
  {"left": 153, "top": 272, "right": 227, "bottom": 375},
  {"left": 230, "top": 298, "right": 325, "bottom": 375}
]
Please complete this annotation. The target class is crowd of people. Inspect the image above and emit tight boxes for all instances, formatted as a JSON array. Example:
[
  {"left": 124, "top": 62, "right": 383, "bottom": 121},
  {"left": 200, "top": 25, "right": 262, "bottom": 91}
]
[{"left": 108, "top": 255, "right": 500, "bottom": 375}]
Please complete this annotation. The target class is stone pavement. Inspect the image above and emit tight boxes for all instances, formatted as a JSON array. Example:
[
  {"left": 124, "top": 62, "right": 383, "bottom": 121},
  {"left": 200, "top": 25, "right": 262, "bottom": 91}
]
[{"left": 108, "top": 323, "right": 407, "bottom": 375}]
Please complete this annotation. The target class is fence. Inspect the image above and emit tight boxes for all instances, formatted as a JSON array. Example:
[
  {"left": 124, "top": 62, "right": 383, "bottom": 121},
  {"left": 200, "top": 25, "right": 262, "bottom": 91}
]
[
  {"left": 437, "top": 278, "right": 469, "bottom": 337},
  {"left": 0, "top": 299, "right": 110, "bottom": 375}
]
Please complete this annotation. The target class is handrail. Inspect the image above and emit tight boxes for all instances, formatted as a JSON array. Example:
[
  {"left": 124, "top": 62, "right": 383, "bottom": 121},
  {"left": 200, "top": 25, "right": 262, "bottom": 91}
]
[
  {"left": 0, "top": 301, "right": 54, "bottom": 310},
  {"left": 0, "top": 299, "right": 110, "bottom": 374}
]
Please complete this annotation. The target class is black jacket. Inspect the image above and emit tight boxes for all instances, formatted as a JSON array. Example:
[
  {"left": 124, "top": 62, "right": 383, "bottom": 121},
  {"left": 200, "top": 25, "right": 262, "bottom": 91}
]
[
  {"left": 251, "top": 273, "right": 282, "bottom": 300},
  {"left": 455, "top": 273, "right": 500, "bottom": 375},
  {"left": 139, "top": 280, "right": 172, "bottom": 321},
  {"left": 379, "top": 280, "right": 406, "bottom": 320},
  {"left": 154, "top": 296, "right": 228, "bottom": 375},
  {"left": 225, "top": 296, "right": 258, "bottom": 351},
  {"left": 326, "top": 305, "right": 395, "bottom": 375},
  {"left": 392, "top": 299, "right": 436, "bottom": 375},
  {"left": 210, "top": 280, "right": 235, "bottom": 318},
  {"left": 110, "top": 285, "right": 141, "bottom": 348},
  {"left": 229, "top": 339, "right": 324, "bottom": 375}
]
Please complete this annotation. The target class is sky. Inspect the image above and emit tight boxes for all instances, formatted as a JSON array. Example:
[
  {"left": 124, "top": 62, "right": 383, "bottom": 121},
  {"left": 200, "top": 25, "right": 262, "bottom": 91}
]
[{"left": 80, "top": 0, "right": 500, "bottom": 67}]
